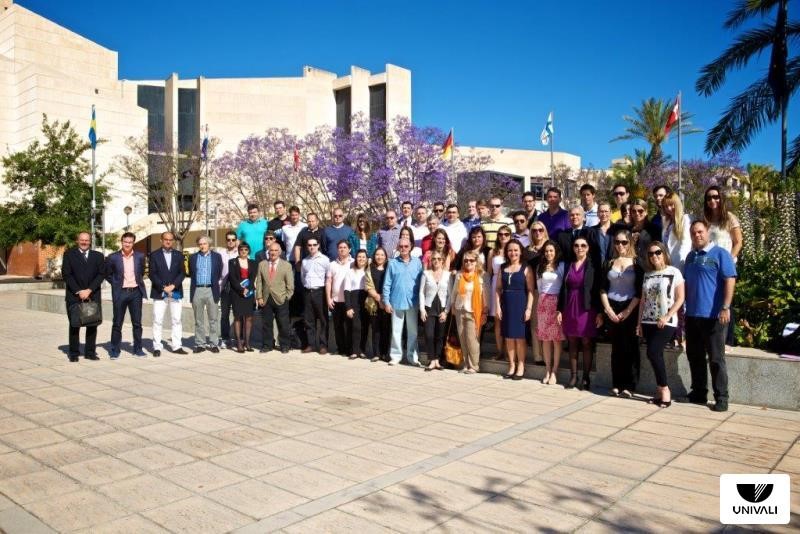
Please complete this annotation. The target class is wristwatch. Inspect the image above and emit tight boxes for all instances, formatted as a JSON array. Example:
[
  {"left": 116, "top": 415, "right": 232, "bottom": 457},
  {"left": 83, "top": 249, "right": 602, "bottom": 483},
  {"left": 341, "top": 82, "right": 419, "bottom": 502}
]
[{"left": 721, "top": 304, "right": 730, "bottom": 311}]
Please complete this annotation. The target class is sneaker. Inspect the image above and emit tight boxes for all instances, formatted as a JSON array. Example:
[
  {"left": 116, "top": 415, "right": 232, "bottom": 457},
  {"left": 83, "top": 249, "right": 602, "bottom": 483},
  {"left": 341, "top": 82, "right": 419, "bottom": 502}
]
[
  {"left": 712, "top": 400, "right": 728, "bottom": 412},
  {"left": 193, "top": 347, "right": 206, "bottom": 354},
  {"left": 208, "top": 346, "right": 220, "bottom": 354},
  {"left": 109, "top": 349, "right": 120, "bottom": 359},
  {"left": 152, "top": 350, "right": 161, "bottom": 358},
  {"left": 133, "top": 349, "right": 147, "bottom": 357}
]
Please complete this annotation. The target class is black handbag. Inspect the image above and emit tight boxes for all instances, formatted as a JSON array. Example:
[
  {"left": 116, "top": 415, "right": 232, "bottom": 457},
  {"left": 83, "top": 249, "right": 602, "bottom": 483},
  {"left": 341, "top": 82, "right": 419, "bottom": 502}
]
[{"left": 69, "top": 300, "right": 103, "bottom": 327}]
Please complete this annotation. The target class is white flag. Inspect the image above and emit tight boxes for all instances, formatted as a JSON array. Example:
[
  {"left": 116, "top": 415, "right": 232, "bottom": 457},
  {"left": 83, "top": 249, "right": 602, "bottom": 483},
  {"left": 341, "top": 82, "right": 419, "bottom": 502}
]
[{"left": 540, "top": 111, "right": 553, "bottom": 146}]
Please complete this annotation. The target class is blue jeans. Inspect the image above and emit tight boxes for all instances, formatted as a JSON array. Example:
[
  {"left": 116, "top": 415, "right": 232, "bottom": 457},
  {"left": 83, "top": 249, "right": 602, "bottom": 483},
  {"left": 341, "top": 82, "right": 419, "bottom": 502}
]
[{"left": 390, "top": 307, "right": 419, "bottom": 364}]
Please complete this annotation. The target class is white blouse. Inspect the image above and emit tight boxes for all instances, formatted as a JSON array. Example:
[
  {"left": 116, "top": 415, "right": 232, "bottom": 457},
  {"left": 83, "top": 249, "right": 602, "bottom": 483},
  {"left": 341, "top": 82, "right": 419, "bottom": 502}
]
[
  {"left": 536, "top": 262, "right": 565, "bottom": 295},
  {"left": 419, "top": 270, "right": 453, "bottom": 311}
]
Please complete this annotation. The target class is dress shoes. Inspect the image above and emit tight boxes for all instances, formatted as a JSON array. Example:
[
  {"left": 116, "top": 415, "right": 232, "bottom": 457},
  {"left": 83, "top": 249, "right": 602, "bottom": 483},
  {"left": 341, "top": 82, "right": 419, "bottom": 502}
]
[
  {"left": 209, "top": 346, "right": 220, "bottom": 354},
  {"left": 152, "top": 350, "right": 161, "bottom": 358},
  {"left": 318, "top": 347, "right": 328, "bottom": 355},
  {"left": 193, "top": 346, "right": 206, "bottom": 354},
  {"left": 68, "top": 355, "right": 79, "bottom": 362},
  {"left": 301, "top": 346, "right": 314, "bottom": 353},
  {"left": 85, "top": 354, "right": 99, "bottom": 361},
  {"left": 281, "top": 349, "right": 290, "bottom": 354},
  {"left": 109, "top": 349, "right": 120, "bottom": 360},
  {"left": 173, "top": 348, "right": 188, "bottom": 355},
  {"left": 713, "top": 400, "right": 728, "bottom": 412},
  {"left": 133, "top": 349, "right": 146, "bottom": 357}
]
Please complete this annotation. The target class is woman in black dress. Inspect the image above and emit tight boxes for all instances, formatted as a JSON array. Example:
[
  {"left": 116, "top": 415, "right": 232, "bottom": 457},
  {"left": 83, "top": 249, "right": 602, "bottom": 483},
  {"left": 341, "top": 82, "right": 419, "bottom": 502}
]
[{"left": 228, "top": 242, "right": 258, "bottom": 352}]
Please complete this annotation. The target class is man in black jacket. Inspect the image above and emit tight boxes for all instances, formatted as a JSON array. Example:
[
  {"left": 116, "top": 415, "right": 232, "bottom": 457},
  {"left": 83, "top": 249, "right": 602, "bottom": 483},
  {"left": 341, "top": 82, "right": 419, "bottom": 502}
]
[
  {"left": 148, "top": 232, "right": 186, "bottom": 357},
  {"left": 63, "top": 231, "right": 105, "bottom": 362},
  {"left": 556, "top": 206, "right": 590, "bottom": 263}
]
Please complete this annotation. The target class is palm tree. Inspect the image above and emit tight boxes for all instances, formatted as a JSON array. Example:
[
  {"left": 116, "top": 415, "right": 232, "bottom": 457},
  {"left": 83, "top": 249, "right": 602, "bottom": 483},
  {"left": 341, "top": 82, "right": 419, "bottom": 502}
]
[
  {"left": 610, "top": 97, "right": 700, "bottom": 163},
  {"left": 696, "top": 0, "right": 798, "bottom": 262}
]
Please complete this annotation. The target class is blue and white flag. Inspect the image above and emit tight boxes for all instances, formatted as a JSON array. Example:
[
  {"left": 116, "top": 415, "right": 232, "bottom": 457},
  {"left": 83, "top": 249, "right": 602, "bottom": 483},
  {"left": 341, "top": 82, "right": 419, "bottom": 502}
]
[
  {"left": 200, "top": 124, "right": 209, "bottom": 161},
  {"left": 540, "top": 111, "right": 553, "bottom": 146}
]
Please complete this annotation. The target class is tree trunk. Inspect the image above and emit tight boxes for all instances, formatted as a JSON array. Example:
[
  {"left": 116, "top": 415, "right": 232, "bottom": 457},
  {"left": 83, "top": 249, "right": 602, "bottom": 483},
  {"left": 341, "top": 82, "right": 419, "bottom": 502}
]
[{"left": 768, "top": 191, "right": 799, "bottom": 266}]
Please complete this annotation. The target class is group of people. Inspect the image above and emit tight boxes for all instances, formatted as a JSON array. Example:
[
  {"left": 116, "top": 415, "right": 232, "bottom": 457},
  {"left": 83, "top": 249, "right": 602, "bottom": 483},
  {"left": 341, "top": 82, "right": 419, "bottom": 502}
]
[{"left": 64, "top": 184, "right": 738, "bottom": 411}]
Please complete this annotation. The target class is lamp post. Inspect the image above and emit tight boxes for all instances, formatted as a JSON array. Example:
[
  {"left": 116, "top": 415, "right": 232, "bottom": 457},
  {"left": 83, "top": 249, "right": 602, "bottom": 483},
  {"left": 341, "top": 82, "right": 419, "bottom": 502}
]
[{"left": 123, "top": 206, "right": 132, "bottom": 231}]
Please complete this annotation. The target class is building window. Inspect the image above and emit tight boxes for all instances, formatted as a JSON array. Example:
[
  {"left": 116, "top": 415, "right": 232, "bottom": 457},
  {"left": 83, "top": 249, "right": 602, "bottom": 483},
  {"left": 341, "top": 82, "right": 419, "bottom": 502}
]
[
  {"left": 369, "top": 84, "right": 386, "bottom": 123},
  {"left": 136, "top": 85, "right": 165, "bottom": 150},
  {"left": 178, "top": 88, "right": 198, "bottom": 155},
  {"left": 335, "top": 87, "right": 351, "bottom": 134}
]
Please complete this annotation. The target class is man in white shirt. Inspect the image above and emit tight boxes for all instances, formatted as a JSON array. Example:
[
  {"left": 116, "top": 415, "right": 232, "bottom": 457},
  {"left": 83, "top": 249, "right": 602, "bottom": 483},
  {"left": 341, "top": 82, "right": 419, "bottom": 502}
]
[
  {"left": 326, "top": 240, "right": 354, "bottom": 356},
  {"left": 442, "top": 204, "right": 467, "bottom": 252},
  {"left": 410, "top": 205, "right": 429, "bottom": 247},
  {"left": 281, "top": 206, "right": 307, "bottom": 259},
  {"left": 301, "top": 238, "right": 330, "bottom": 354},
  {"left": 580, "top": 184, "right": 599, "bottom": 227},
  {"left": 399, "top": 201, "right": 413, "bottom": 227}
]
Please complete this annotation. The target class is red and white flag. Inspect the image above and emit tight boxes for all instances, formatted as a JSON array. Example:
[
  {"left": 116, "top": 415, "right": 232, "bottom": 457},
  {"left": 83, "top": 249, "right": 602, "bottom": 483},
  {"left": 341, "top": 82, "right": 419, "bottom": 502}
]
[
  {"left": 664, "top": 94, "right": 680, "bottom": 137},
  {"left": 293, "top": 145, "right": 300, "bottom": 172}
]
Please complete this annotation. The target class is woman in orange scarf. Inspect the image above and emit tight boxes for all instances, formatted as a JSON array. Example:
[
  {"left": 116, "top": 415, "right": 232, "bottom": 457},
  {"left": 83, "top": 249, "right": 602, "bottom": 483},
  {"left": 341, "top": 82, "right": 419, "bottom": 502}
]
[{"left": 450, "top": 249, "right": 489, "bottom": 373}]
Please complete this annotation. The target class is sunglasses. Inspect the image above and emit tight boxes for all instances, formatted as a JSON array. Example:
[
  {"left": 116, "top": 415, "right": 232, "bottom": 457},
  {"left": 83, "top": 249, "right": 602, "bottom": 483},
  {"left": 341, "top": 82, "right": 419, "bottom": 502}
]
[
  {"left": 463, "top": 259, "right": 476, "bottom": 263},
  {"left": 308, "top": 243, "right": 319, "bottom": 247},
  {"left": 648, "top": 250, "right": 664, "bottom": 257},
  {"left": 514, "top": 219, "right": 527, "bottom": 224},
  {"left": 226, "top": 238, "right": 236, "bottom": 242},
  {"left": 614, "top": 240, "right": 629, "bottom": 245},
  {"left": 706, "top": 195, "right": 721, "bottom": 201},
  {"left": 613, "top": 191, "right": 626, "bottom": 196},
  {"left": 433, "top": 208, "right": 444, "bottom": 212},
  {"left": 498, "top": 232, "right": 511, "bottom": 237},
  {"left": 573, "top": 243, "right": 588, "bottom": 248},
  {"left": 490, "top": 204, "right": 501, "bottom": 208},
  {"left": 632, "top": 209, "right": 646, "bottom": 214},
  {"left": 531, "top": 228, "right": 544, "bottom": 233}
]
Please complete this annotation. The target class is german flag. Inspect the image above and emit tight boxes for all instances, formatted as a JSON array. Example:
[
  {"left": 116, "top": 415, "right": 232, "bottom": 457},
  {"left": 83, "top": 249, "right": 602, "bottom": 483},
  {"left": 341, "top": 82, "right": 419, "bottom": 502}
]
[{"left": 441, "top": 129, "right": 453, "bottom": 160}]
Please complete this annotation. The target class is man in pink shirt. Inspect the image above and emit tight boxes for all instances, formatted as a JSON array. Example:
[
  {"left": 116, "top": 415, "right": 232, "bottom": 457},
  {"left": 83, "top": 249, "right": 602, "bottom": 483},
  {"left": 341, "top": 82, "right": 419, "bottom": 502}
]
[{"left": 105, "top": 232, "right": 147, "bottom": 358}]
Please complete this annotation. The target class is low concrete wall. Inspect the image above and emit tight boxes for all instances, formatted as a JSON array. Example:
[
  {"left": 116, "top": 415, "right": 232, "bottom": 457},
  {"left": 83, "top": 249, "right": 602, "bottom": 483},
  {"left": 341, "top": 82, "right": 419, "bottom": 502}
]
[{"left": 26, "top": 289, "right": 800, "bottom": 410}]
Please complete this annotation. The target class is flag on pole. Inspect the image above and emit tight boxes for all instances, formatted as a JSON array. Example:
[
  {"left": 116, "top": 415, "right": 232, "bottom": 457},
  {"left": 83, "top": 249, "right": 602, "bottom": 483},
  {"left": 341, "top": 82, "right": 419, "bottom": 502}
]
[
  {"left": 540, "top": 112, "right": 553, "bottom": 146},
  {"left": 88, "top": 105, "right": 97, "bottom": 150},
  {"left": 441, "top": 129, "right": 454, "bottom": 160},
  {"left": 664, "top": 95, "right": 680, "bottom": 137},
  {"left": 293, "top": 145, "right": 300, "bottom": 172},
  {"left": 200, "top": 124, "right": 209, "bottom": 161}
]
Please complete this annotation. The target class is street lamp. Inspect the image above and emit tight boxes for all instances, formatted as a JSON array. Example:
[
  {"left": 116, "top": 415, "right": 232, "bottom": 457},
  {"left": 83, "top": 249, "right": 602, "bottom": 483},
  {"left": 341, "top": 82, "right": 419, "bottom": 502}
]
[{"left": 124, "top": 205, "right": 132, "bottom": 231}]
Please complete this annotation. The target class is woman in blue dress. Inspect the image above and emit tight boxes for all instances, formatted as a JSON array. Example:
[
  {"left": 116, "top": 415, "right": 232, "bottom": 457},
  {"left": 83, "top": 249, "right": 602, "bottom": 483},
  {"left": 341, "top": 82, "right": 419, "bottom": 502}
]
[{"left": 496, "top": 239, "right": 535, "bottom": 380}]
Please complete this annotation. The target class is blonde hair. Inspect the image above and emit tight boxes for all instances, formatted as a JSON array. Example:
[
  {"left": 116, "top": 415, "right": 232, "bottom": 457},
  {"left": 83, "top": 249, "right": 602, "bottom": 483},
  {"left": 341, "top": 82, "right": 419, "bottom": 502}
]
[
  {"left": 662, "top": 192, "right": 686, "bottom": 241},
  {"left": 461, "top": 249, "right": 485, "bottom": 277}
]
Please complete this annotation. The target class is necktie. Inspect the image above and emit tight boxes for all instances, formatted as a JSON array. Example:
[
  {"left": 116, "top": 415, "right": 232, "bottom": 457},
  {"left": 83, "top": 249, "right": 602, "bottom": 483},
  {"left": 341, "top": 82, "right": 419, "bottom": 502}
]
[
  {"left": 83, "top": 250, "right": 88, "bottom": 262},
  {"left": 269, "top": 263, "right": 276, "bottom": 281}
]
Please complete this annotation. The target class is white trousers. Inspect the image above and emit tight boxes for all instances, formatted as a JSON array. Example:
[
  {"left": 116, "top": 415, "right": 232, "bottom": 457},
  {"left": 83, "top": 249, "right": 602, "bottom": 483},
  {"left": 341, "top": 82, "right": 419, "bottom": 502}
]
[{"left": 152, "top": 297, "right": 183, "bottom": 351}]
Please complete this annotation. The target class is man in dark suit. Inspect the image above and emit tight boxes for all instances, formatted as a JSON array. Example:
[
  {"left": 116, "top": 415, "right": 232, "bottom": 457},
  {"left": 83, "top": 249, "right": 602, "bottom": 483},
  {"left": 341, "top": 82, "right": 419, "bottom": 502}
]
[
  {"left": 188, "top": 235, "right": 223, "bottom": 353},
  {"left": 63, "top": 231, "right": 105, "bottom": 362},
  {"left": 255, "top": 242, "right": 294, "bottom": 353},
  {"left": 556, "top": 206, "right": 590, "bottom": 263},
  {"left": 148, "top": 231, "right": 186, "bottom": 357},
  {"left": 105, "top": 232, "right": 147, "bottom": 358}
]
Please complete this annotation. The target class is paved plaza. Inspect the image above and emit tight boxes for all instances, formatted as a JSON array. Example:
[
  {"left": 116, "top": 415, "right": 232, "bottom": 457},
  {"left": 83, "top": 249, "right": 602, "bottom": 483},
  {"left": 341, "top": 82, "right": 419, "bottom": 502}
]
[{"left": 0, "top": 292, "right": 797, "bottom": 533}]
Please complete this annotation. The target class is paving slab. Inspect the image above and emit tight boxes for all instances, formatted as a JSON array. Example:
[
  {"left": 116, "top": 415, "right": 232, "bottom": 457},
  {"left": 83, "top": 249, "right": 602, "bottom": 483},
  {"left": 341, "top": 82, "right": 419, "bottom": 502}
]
[{"left": 0, "top": 292, "right": 796, "bottom": 533}]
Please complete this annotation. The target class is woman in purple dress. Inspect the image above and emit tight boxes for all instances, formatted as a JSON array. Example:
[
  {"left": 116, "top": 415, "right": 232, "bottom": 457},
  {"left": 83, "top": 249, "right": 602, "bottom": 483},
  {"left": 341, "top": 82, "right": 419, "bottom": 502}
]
[{"left": 557, "top": 237, "right": 602, "bottom": 390}]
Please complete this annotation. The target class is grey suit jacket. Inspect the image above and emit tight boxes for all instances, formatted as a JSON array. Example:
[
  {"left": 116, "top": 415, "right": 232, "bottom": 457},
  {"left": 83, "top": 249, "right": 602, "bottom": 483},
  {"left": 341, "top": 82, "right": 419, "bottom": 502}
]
[{"left": 255, "top": 258, "right": 294, "bottom": 305}]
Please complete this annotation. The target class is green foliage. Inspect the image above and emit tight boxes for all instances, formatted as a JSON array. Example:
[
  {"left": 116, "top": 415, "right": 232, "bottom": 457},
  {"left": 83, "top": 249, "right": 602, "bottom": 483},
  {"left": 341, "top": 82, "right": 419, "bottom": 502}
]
[{"left": 0, "top": 115, "right": 109, "bottom": 247}]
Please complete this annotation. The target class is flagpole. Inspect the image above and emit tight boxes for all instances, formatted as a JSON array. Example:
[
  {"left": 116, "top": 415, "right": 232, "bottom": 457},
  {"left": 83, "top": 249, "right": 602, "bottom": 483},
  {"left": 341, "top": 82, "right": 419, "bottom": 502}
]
[
  {"left": 549, "top": 112, "right": 555, "bottom": 188},
  {"left": 677, "top": 92, "right": 683, "bottom": 198},
  {"left": 450, "top": 128, "right": 455, "bottom": 192},
  {"left": 91, "top": 104, "right": 96, "bottom": 250},
  {"left": 204, "top": 124, "right": 209, "bottom": 235}
]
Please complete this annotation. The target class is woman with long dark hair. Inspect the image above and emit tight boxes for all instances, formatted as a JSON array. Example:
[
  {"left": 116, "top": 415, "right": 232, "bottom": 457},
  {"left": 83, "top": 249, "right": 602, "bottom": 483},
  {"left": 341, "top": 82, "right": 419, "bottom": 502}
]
[
  {"left": 600, "top": 229, "right": 643, "bottom": 398},
  {"left": 558, "top": 236, "right": 602, "bottom": 390},
  {"left": 229, "top": 242, "right": 258, "bottom": 352},
  {"left": 702, "top": 185, "right": 742, "bottom": 261},
  {"left": 348, "top": 214, "right": 378, "bottom": 259},
  {"left": 453, "top": 226, "right": 491, "bottom": 273},
  {"left": 365, "top": 247, "right": 390, "bottom": 361},
  {"left": 422, "top": 229, "right": 455, "bottom": 271},
  {"left": 496, "top": 239, "right": 534, "bottom": 380},
  {"left": 536, "top": 240, "right": 565, "bottom": 385},
  {"left": 345, "top": 249, "right": 369, "bottom": 359}
]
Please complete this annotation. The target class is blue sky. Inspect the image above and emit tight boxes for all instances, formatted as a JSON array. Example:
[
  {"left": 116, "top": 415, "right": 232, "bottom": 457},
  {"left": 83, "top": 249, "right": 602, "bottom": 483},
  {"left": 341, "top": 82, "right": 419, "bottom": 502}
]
[{"left": 19, "top": 0, "right": 798, "bottom": 170}]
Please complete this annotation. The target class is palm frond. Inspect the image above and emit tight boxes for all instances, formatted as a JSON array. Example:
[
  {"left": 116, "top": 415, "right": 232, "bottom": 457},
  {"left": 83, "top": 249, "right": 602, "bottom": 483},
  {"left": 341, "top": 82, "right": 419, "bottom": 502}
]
[
  {"left": 724, "top": 0, "right": 780, "bottom": 29},
  {"left": 705, "top": 77, "right": 777, "bottom": 155},
  {"left": 787, "top": 132, "right": 800, "bottom": 173},
  {"left": 696, "top": 24, "right": 778, "bottom": 95}
]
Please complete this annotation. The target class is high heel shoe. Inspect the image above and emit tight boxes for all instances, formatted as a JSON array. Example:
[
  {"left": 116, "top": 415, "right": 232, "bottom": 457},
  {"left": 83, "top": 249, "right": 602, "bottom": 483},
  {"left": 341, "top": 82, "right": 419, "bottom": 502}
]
[
  {"left": 565, "top": 375, "right": 577, "bottom": 389},
  {"left": 657, "top": 399, "right": 672, "bottom": 408},
  {"left": 502, "top": 367, "right": 516, "bottom": 379},
  {"left": 548, "top": 373, "right": 558, "bottom": 385}
]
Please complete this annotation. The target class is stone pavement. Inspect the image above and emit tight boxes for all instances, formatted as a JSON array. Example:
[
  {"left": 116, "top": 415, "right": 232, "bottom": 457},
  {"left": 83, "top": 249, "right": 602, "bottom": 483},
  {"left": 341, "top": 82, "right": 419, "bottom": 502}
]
[{"left": 0, "top": 292, "right": 797, "bottom": 533}]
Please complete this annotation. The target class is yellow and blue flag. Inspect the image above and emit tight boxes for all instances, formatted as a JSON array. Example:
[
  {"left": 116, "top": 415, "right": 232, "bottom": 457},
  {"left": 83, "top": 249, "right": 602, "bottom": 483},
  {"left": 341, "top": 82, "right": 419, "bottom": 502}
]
[{"left": 88, "top": 105, "right": 97, "bottom": 150}]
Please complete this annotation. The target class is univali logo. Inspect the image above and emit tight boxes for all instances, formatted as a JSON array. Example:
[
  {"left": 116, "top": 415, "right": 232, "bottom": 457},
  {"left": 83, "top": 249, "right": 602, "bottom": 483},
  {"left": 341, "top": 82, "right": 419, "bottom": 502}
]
[{"left": 720, "top": 474, "right": 790, "bottom": 525}]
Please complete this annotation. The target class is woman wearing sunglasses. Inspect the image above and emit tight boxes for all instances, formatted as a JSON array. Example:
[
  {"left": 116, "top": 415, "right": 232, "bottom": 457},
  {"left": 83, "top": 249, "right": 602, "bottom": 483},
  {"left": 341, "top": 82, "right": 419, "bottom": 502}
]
[
  {"left": 599, "top": 229, "right": 643, "bottom": 398},
  {"left": 451, "top": 250, "right": 489, "bottom": 374},
  {"left": 558, "top": 236, "right": 602, "bottom": 390},
  {"left": 637, "top": 241, "right": 685, "bottom": 408},
  {"left": 702, "top": 185, "right": 742, "bottom": 262},
  {"left": 488, "top": 225, "right": 513, "bottom": 361}
]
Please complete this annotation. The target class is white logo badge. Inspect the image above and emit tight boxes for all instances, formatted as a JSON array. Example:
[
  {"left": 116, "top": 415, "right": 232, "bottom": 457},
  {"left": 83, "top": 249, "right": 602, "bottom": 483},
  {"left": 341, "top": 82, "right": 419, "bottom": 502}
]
[{"left": 720, "top": 474, "right": 790, "bottom": 524}]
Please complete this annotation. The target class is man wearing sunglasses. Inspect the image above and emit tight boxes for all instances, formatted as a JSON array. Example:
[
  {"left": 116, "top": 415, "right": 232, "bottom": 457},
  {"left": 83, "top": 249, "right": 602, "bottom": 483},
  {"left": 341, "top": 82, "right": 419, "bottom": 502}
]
[
  {"left": 378, "top": 210, "right": 402, "bottom": 255},
  {"left": 610, "top": 184, "right": 630, "bottom": 223},
  {"left": 218, "top": 232, "right": 239, "bottom": 348},
  {"left": 510, "top": 210, "right": 531, "bottom": 248}
]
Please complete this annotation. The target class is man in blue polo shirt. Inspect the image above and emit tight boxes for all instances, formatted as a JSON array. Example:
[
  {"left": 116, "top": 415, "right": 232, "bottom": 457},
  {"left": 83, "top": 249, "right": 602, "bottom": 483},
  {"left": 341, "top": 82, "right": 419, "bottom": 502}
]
[{"left": 683, "top": 220, "right": 737, "bottom": 412}]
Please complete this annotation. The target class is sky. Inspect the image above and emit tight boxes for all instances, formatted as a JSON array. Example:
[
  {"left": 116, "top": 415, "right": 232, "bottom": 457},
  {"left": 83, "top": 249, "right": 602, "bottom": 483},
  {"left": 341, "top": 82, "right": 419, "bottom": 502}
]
[{"left": 17, "top": 0, "right": 798, "bottom": 170}]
